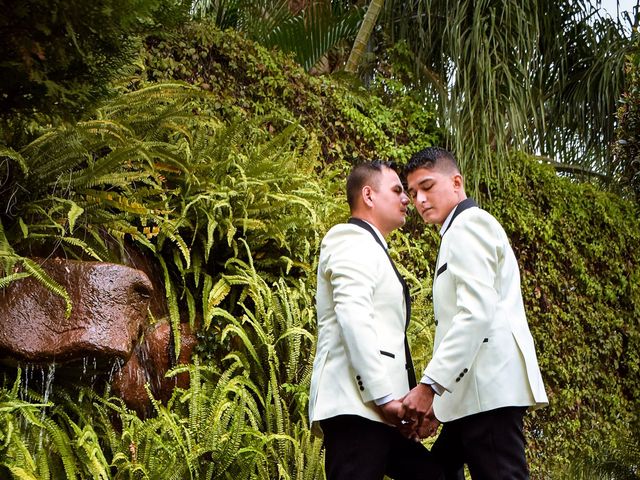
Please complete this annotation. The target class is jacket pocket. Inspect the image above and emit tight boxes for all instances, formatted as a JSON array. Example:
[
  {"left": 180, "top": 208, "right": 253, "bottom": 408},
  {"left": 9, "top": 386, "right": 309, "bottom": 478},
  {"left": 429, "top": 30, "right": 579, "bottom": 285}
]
[{"left": 436, "top": 263, "right": 448, "bottom": 278}]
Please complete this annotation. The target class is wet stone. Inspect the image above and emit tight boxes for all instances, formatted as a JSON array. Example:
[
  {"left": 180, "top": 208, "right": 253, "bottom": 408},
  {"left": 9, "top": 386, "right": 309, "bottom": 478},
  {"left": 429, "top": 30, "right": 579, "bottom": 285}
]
[{"left": 0, "top": 257, "right": 153, "bottom": 363}]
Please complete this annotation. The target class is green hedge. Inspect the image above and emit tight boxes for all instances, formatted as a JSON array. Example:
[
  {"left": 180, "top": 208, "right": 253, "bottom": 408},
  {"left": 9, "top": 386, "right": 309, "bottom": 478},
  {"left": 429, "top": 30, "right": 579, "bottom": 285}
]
[{"left": 498, "top": 156, "right": 639, "bottom": 474}]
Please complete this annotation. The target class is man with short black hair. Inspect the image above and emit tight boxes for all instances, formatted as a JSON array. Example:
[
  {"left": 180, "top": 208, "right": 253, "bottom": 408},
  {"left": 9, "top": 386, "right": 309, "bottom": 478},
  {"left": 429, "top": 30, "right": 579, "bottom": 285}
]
[
  {"left": 309, "top": 160, "right": 443, "bottom": 480},
  {"left": 402, "top": 147, "right": 548, "bottom": 479}
]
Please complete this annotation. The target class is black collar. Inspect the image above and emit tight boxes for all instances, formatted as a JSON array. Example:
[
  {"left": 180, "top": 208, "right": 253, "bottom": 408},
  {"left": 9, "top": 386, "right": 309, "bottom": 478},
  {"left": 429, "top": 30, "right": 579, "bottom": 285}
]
[
  {"left": 442, "top": 198, "right": 478, "bottom": 235},
  {"left": 347, "top": 217, "right": 385, "bottom": 250}
]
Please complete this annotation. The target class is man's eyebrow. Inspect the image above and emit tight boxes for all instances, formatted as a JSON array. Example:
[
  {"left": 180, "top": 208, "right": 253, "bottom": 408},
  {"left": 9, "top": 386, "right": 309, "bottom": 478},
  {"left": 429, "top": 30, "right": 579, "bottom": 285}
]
[{"left": 409, "top": 177, "right": 435, "bottom": 189}]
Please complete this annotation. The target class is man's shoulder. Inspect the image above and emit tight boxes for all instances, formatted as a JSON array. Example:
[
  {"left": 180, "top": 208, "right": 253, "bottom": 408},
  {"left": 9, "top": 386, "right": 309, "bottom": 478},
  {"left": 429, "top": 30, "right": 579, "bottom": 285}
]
[
  {"left": 448, "top": 206, "right": 506, "bottom": 240},
  {"left": 320, "top": 223, "right": 381, "bottom": 260},
  {"left": 322, "top": 222, "right": 372, "bottom": 242},
  {"left": 457, "top": 205, "right": 501, "bottom": 226}
]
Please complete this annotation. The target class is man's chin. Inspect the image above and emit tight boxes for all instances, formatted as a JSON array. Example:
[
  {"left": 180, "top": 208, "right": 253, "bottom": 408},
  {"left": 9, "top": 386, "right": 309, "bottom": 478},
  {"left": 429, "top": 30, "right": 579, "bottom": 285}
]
[{"left": 421, "top": 213, "right": 437, "bottom": 225}]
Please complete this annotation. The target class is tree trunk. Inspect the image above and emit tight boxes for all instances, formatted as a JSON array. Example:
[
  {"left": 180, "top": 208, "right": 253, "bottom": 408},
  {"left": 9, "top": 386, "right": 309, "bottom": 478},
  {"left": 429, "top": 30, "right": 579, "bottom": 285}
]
[{"left": 344, "top": 0, "right": 384, "bottom": 74}]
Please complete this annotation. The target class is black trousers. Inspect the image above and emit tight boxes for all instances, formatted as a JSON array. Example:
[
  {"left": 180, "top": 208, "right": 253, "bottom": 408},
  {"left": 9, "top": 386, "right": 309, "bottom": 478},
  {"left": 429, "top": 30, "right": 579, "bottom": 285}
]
[
  {"left": 431, "top": 406, "right": 529, "bottom": 480},
  {"left": 320, "top": 414, "right": 444, "bottom": 480}
]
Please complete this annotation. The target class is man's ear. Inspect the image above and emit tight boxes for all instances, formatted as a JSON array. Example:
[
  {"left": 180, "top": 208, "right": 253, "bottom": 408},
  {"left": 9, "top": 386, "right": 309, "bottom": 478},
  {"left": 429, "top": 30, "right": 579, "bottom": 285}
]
[
  {"left": 453, "top": 173, "right": 464, "bottom": 191},
  {"left": 362, "top": 185, "right": 374, "bottom": 207}
]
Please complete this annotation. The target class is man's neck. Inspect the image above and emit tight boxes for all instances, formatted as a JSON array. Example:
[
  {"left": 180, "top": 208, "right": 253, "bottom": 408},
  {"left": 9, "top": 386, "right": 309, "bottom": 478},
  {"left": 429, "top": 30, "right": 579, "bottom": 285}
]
[{"left": 351, "top": 213, "right": 388, "bottom": 238}]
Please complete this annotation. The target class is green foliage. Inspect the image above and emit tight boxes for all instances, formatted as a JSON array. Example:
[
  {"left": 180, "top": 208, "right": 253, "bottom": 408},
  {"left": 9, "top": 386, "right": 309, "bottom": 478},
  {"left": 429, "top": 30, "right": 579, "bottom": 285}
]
[
  {"left": 0, "top": 0, "right": 190, "bottom": 146},
  {"left": 192, "top": 0, "right": 364, "bottom": 72},
  {"left": 0, "top": 82, "right": 339, "bottom": 346},
  {"left": 0, "top": 248, "right": 325, "bottom": 478},
  {"left": 375, "top": 0, "right": 633, "bottom": 190},
  {"left": 138, "top": 20, "right": 440, "bottom": 165},
  {"left": 553, "top": 428, "right": 640, "bottom": 479},
  {"left": 613, "top": 33, "right": 640, "bottom": 204}
]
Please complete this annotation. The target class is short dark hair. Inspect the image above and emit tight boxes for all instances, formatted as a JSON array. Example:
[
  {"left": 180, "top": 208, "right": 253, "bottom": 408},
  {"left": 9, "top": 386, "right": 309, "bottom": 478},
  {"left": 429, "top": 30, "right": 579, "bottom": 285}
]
[
  {"left": 346, "top": 160, "right": 397, "bottom": 210},
  {"left": 404, "top": 147, "right": 459, "bottom": 176}
]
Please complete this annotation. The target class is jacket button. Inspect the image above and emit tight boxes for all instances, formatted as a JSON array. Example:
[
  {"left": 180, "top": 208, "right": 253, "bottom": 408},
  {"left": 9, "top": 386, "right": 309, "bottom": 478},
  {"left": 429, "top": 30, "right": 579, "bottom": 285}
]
[
  {"left": 435, "top": 320, "right": 438, "bottom": 326},
  {"left": 359, "top": 386, "right": 365, "bottom": 391},
  {"left": 463, "top": 368, "right": 468, "bottom": 373},
  {"left": 358, "top": 381, "right": 363, "bottom": 386},
  {"left": 356, "top": 375, "right": 361, "bottom": 380}
]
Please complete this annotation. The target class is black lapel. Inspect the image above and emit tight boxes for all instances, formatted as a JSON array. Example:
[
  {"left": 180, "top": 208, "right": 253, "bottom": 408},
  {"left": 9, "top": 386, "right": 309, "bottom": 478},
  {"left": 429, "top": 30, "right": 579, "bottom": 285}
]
[
  {"left": 442, "top": 198, "right": 478, "bottom": 236},
  {"left": 347, "top": 218, "right": 408, "bottom": 307},
  {"left": 348, "top": 217, "right": 417, "bottom": 388}
]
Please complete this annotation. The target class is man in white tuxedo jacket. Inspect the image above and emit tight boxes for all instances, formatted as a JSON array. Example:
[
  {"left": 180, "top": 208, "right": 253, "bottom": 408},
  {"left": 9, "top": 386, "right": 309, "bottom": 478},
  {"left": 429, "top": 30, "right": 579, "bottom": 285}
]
[
  {"left": 309, "top": 161, "right": 443, "bottom": 480},
  {"left": 403, "top": 147, "right": 548, "bottom": 480}
]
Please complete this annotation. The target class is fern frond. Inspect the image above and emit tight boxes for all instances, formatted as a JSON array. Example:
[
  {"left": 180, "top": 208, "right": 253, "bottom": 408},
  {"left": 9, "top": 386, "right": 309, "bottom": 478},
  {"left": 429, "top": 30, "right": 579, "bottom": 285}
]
[
  {"left": 0, "top": 146, "right": 29, "bottom": 175},
  {"left": 5, "top": 466, "right": 40, "bottom": 480},
  {"left": 21, "top": 258, "right": 72, "bottom": 318},
  {"left": 57, "top": 237, "right": 103, "bottom": 261},
  {"left": 158, "top": 256, "right": 182, "bottom": 359},
  {"left": 0, "top": 272, "right": 31, "bottom": 289}
]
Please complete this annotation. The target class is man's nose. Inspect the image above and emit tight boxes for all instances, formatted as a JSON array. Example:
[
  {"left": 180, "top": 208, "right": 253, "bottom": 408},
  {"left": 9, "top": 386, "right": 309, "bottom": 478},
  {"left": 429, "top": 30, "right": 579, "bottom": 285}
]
[{"left": 401, "top": 193, "right": 410, "bottom": 204}]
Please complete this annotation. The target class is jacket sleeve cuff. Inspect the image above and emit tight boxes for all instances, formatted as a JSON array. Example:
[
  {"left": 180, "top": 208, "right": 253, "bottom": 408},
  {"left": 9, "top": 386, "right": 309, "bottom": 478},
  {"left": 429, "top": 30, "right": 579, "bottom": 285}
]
[{"left": 359, "top": 378, "right": 394, "bottom": 403}]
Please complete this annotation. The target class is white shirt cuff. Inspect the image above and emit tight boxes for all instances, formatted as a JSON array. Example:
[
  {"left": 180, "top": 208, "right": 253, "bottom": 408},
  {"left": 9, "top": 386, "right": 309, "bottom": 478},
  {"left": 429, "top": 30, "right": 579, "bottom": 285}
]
[
  {"left": 420, "top": 375, "right": 444, "bottom": 396},
  {"left": 373, "top": 393, "right": 395, "bottom": 406}
]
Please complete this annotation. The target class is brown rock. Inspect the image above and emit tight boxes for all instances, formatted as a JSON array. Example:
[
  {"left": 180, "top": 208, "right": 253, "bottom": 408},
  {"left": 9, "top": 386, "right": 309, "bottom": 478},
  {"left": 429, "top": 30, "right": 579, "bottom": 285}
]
[
  {"left": 0, "top": 258, "right": 153, "bottom": 363},
  {"left": 118, "top": 245, "right": 169, "bottom": 322},
  {"left": 111, "top": 320, "right": 197, "bottom": 416}
]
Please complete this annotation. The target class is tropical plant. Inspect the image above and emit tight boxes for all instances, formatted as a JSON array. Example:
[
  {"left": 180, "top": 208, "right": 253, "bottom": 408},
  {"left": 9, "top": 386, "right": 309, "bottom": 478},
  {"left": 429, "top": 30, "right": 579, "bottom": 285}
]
[
  {"left": 344, "top": 0, "right": 383, "bottom": 73},
  {"left": 0, "top": 243, "right": 326, "bottom": 478},
  {"left": 185, "top": 0, "right": 636, "bottom": 191},
  {"left": 138, "top": 20, "right": 441, "bottom": 165},
  {"left": 191, "top": 0, "right": 364, "bottom": 72},
  {"left": 0, "top": 81, "right": 339, "bottom": 347},
  {"left": 369, "top": 0, "right": 636, "bottom": 189},
  {"left": 613, "top": 31, "right": 640, "bottom": 204},
  {"left": 0, "top": 76, "right": 332, "bottom": 477},
  {"left": 0, "top": 0, "right": 191, "bottom": 147}
]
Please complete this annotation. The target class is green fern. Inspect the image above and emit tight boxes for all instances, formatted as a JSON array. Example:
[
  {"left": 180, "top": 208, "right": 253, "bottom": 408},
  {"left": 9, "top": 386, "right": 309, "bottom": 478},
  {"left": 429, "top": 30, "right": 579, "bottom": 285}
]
[{"left": 0, "top": 81, "right": 336, "bottom": 478}]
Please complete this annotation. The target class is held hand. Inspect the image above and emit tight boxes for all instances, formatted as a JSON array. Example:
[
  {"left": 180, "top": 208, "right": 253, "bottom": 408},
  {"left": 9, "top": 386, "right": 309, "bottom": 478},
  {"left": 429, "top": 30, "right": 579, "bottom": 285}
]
[
  {"left": 378, "top": 400, "right": 424, "bottom": 440},
  {"left": 377, "top": 399, "right": 405, "bottom": 427},
  {"left": 379, "top": 400, "right": 421, "bottom": 440},
  {"left": 400, "top": 383, "right": 435, "bottom": 426},
  {"left": 415, "top": 407, "right": 440, "bottom": 439}
]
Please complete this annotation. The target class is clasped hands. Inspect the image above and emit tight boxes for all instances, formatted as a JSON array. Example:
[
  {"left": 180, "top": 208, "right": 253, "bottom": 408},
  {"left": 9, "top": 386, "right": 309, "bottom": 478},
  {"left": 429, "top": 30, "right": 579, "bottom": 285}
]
[{"left": 379, "top": 383, "right": 440, "bottom": 441}]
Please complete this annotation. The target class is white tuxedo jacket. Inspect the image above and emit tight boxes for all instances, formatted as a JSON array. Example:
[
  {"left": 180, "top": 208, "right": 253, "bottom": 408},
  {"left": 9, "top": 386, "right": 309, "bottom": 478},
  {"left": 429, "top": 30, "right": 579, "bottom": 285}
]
[
  {"left": 425, "top": 200, "right": 548, "bottom": 422},
  {"left": 309, "top": 221, "right": 412, "bottom": 434}
]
